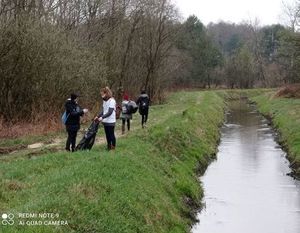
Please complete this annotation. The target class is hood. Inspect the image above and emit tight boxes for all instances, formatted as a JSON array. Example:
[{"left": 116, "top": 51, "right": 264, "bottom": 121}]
[{"left": 140, "top": 94, "right": 148, "bottom": 98}]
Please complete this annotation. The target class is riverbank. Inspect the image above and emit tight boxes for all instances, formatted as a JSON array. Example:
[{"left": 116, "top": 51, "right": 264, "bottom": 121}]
[
  {"left": 246, "top": 90, "right": 300, "bottom": 179},
  {"left": 192, "top": 93, "right": 300, "bottom": 233},
  {"left": 224, "top": 89, "right": 300, "bottom": 179},
  {"left": 0, "top": 91, "right": 225, "bottom": 233}
]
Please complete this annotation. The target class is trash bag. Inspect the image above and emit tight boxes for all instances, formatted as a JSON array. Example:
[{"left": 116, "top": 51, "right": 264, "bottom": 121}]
[
  {"left": 76, "top": 121, "right": 99, "bottom": 150},
  {"left": 116, "top": 104, "right": 122, "bottom": 119},
  {"left": 127, "top": 101, "right": 138, "bottom": 114}
]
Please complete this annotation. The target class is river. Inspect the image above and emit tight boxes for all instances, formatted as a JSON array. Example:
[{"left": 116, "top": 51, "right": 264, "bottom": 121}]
[{"left": 192, "top": 100, "right": 300, "bottom": 233}]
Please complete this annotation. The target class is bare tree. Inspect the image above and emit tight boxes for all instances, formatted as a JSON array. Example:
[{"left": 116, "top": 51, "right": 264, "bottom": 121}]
[{"left": 281, "top": 0, "right": 300, "bottom": 32}]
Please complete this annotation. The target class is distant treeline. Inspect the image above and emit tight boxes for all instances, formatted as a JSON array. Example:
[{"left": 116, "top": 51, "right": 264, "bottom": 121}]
[{"left": 0, "top": 0, "right": 299, "bottom": 122}]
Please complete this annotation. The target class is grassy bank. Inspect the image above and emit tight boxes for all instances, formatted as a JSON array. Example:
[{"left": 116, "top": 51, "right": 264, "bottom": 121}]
[
  {"left": 245, "top": 90, "right": 300, "bottom": 178},
  {"left": 0, "top": 91, "right": 225, "bottom": 233}
]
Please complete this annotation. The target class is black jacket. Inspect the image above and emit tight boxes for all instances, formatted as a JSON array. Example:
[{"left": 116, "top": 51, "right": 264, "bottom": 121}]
[
  {"left": 136, "top": 94, "right": 150, "bottom": 109},
  {"left": 65, "top": 99, "right": 84, "bottom": 126}
]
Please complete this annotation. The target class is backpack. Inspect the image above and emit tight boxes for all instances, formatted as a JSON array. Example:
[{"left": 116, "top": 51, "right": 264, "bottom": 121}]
[
  {"left": 140, "top": 98, "right": 149, "bottom": 110},
  {"left": 61, "top": 111, "right": 70, "bottom": 125},
  {"left": 126, "top": 101, "right": 138, "bottom": 114},
  {"left": 122, "top": 104, "right": 128, "bottom": 114}
]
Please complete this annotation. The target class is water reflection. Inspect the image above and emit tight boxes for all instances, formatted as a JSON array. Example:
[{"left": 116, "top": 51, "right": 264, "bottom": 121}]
[{"left": 192, "top": 100, "right": 300, "bottom": 233}]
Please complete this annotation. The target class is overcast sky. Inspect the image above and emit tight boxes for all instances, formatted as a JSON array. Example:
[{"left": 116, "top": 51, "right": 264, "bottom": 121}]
[{"left": 173, "top": 0, "right": 292, "bottom": 26}]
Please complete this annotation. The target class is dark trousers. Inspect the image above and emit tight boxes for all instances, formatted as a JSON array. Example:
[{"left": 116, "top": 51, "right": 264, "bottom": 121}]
[
  {"left": 104, "top": 125, "right": 116, "bottom": 150},
  {"left": 122, "top": 119, "right": 130, "bottom": 131},
  {"left": 140, "top": 108, "right": 149, "bottom": 127},
  {"left": 66, "top": 125, "right": 79, "bottom": 151}
]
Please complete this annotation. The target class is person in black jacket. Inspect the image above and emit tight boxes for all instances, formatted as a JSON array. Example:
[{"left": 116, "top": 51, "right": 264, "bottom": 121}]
[
  {"left": 136, "top": 90, "right": 150, "bottom": 128},
  {"left": 65, "top": 93, "right": 88, "bottom": 152}
]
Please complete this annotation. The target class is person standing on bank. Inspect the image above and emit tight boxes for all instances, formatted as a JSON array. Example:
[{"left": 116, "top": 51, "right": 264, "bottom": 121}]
[
  {"left": 94, "top": 87, "right": 117, "bottom": 150},
  {"left": 120, "top": 93, "right": 132, "bottom": 134},
  {"left": 136, "top": 90, "right": 150, "bottom": 128},
  {"left": 65, "top": 93, "right": 88, "bottom": 152}
]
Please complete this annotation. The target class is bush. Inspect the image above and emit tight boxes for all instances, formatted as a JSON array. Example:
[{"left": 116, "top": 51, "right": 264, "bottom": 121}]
[
  {"left": 0, "top": 19, "right": 106, "bottom": 122},
  {"left": 275, "top": 83, "right": 300, "bottom": 98}
]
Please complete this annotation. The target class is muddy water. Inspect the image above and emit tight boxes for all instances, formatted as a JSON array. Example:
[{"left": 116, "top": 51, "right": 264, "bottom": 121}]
[{"left": 192, "top": 100, "right": 300, "bottom": 233}]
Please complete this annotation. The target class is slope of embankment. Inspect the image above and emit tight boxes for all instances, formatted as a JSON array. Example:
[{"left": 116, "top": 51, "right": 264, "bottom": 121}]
[{"left": 0, "top": 91, "right": 225, "bottom": 233}]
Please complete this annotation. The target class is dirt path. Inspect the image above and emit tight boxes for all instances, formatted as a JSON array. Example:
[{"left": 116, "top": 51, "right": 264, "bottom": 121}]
[
  {"left": 1, "top": 93, "right": 202, "bottom": 160},
  {"left": 0, "top": 121, "right": 139, "bottom": 160}
]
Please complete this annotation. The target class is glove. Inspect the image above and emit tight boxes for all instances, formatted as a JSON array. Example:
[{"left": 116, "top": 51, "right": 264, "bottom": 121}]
[{"left": 83, "top": 109, "right": 88, "bottom": 113}]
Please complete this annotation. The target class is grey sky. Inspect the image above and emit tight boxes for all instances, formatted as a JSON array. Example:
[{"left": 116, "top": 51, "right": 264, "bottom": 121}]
[{"left": 173, "top": 0, "right": 292, "bottom": 25}]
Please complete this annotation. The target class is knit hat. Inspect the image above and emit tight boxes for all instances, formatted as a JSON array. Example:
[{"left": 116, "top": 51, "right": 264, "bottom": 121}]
[
  {"left": 123, "top": 93, "right": 129, "bottom": 101},
  {"left": 71, "top": 93, "right": 80, "bottom": 100}
]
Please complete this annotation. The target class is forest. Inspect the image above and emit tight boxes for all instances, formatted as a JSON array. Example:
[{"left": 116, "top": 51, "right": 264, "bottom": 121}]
[{"left": 0, "top": 0, "right": 299, "bottom": 123}]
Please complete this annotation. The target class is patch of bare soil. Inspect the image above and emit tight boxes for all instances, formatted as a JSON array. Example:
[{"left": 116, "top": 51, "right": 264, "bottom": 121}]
[
  {"left": 0, "top": 145, "right": 27, "bottom": 154},
  {"left": 28, "top": 143, "right": 44, "bottom": 149}
]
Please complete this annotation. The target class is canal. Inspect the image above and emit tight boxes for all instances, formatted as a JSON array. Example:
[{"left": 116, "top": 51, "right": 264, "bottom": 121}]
[{"left": 192, "top": 100, "right": 300, "bottom": 233}]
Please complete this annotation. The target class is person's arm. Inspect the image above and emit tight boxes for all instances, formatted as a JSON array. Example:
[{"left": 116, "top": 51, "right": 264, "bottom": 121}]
[
  {"left": 95, "top": 107, "right": 114, "bottom": 121},
  {"left": 102, "top": 108, "right": 114, "bottom": 119},
  {"left": 94, "top": 110, "right": 103, "bottom": 122},
  {"left": 97, "top": 110, "right": 103, "bottom": 118},
  {"left": 136, "top": 97, "right": 141, "bottom": 105},
  {"left": 65, "top": 102, "right": 84, "bottom": 116},
  {"left": 96, "top": 99, "right": 115, "bottom": 121}
]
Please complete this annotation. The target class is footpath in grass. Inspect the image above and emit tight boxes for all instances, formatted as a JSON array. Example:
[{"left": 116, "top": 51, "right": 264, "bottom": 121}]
[
  {"left": 0, "top": 91, "right": 225, "bottom": 233},
  {"left": 0, "top": 91, "right": 192, "bottom": 160}
]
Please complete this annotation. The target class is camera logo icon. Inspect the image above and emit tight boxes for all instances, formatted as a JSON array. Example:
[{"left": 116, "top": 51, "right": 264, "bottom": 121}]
[{"left": 2, "top": 213, "right": 14, "bottom": 225}]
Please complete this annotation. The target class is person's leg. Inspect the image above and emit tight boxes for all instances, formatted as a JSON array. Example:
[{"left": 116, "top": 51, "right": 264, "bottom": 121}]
[
  {"left": 108, "top": 125, "right": 116, "bottom": 149},
  {"left": 70, "top": 130, "right": 78, "bottom": 152},
  {"left": 141, "top": 114, "right": 145, "bottom": 127},
  {"left": 66, "top": 128, "right": 71, "bottom": 151},
  {"left": 104, "top": 125, "right": 110, "bottom": 150},
  {"left": 144, "top": 108, "right": 149, "bottom": 124},
  {"left": 127, "top": 119, "right": 130, "bottom": 131},
  {"left": 121, "top": 119, "right": 125, "bottom": 134}
]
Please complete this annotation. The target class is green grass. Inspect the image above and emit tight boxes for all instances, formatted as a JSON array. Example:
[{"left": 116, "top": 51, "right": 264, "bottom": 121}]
[
  {"left": 247, "top": 90, "right": 300, "bottom": 177},
  {"left": 0, "top": 91, "right": 225, "bottom": 233}
]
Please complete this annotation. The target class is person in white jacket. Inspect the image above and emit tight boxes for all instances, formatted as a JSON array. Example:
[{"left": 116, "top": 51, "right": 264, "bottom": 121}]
[{"left": 94, "top": 87, "right": 116, "bottom": 151}]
